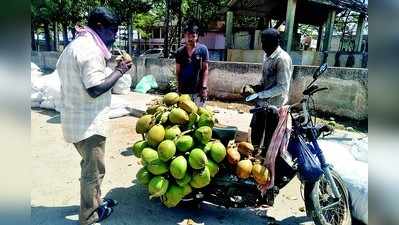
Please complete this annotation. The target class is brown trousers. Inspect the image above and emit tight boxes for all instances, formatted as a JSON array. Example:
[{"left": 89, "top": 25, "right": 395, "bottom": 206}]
[{"left": 73, "top": 135, "right": 106, "bottom": 225}]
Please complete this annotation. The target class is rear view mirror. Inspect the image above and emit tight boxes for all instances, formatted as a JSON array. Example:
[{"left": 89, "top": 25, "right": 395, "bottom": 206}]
[{"left": 313, "top": 63, "right": 328, "bottom": 79}]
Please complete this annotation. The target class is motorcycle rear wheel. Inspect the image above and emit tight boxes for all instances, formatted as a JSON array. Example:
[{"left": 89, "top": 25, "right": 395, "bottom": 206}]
[{"left": 304, "top": 170, "right": 351, "bottom": 225}]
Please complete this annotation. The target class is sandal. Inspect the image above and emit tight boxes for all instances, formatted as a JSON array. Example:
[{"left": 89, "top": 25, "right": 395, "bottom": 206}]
[
  {"left": 97, "top": 205, "right": 113, "bottom": 222},
  {"left": 101, "top": 198, "right": 119, "bottom": 208}
]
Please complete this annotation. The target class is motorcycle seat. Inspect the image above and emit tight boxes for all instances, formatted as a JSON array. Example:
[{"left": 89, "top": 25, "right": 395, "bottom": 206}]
[{"left": 212, "top": 126, "right": 237, "bottom": 146}]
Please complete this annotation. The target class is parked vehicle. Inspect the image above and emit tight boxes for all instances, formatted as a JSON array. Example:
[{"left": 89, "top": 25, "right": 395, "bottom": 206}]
[
  {"left": 139, "top": 48, "right": 164, "bottom": 58},
  {"left": 181, "top": 64, "right": 352, "bottom": 225}
]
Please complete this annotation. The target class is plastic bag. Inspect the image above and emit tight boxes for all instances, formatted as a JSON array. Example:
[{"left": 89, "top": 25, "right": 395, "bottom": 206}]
[
  {"left": 108, "top": 95, "right": 131, "bottom": 119},
  {"left": 31, "top": 62, "right": 40, "bottom": 72},
  {"left": 134, "top": 75, "right": 158, "bottom": 93},
  {"left": 288, "top": 134, "right": 323, "bottom": 183},
  {"left": 319, "top": 139, "right": 368, "bottom": 224},
  {"left": 40, "top": 71, "right": 62, "bottom": 112},
  {"left": 112, "top": 73, "right": 132, "bottom": 95},
  {"left": 351, "top": 138, "right": 368, "bottom": 163}
]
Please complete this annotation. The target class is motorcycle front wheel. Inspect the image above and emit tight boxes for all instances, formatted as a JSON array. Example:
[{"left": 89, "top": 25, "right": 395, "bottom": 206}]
[{"left": 304, "top": 170, "right": 352, "bottom": 225}]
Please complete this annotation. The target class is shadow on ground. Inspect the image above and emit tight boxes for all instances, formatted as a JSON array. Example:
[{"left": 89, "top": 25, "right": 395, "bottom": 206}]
[
  {"left": 31, "top": 181, "right": 315, "bottom": 225},
  {"left": 101, "top": 180, "right": 313, "bottom": 225},
  {"left": 31, "top": 205, "right": 80, "bottom": 225},
  {"left": 120, "top": 147, "right": 134, "bottom": 157},
  {"left": 102, "top": 181, "right": 266, "bottom": 225},
  {"left": 32, "top": 108, "right": 61, "bottom": 124}
]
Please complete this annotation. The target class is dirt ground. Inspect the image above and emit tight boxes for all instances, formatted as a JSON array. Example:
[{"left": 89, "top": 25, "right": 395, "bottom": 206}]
[{"left": 31, "top": 108, "right": 318, "bottom": 225}]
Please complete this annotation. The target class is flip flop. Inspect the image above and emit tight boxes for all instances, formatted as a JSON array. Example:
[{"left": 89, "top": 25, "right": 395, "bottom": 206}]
[
  {"left": 101, "top": 198, "right": 119, "bottom": 208},
  {"left": 97, "top": 205, "right": 113, "bottom": 222}
]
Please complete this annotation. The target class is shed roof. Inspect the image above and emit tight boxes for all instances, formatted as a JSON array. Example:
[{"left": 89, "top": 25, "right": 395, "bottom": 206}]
[{"left": 222, "top": 0, "right": 367, "bottom": 26}]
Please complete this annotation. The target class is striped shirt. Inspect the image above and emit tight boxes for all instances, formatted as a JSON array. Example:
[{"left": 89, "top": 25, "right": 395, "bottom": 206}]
[{"left": 56, "top": 35, "right": 111, "bottom": 143}]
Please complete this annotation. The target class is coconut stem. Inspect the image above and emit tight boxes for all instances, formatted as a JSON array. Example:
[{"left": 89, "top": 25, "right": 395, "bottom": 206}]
[{"left": 180, "top": 129, "right": 193, "bottom": 136}]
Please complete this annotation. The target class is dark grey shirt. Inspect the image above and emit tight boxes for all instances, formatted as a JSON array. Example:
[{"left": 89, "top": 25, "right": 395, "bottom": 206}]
[
  {"left": 256, "top": 46, "right": 293, "bottom": 107},
  {"left": 175, "top": 43, "right": 209, "bottom": 94}
]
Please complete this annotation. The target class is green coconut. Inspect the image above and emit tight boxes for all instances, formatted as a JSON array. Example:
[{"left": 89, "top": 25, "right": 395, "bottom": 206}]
[
  {"left": 136, "top": 115, "right": 154, "bottom": 134},
  {"left": 190, "top": 167, "right": 211, "bottom": 189},
  {"left": 141, "top": 148, "right": 159, "bottom": 164},
  {"left": 162, "top": 185, "right": 184, "bottom": 208},
  {"left": 178, "top": 99, "right": 198, "bottom": 114},
  {"left": 147, "top": 159, "right": 169, "bottom": 175},
  {"left": 206, "top": 159, "right": 219, "bottom": 178},
  {"left": 148, "top": 176, "right": 169, "bottom": 199},
  {"left": 164, "top": 126, "right": 181, "bottom": 140},
  {"left": 147, "top": 124, "right": 165, "bottom": 147},
  {"left": 210, "top": 141, "right": 226, "bottom": 163},
  {"left": 203, "top": 141, "right": 214, "bottom": 154},
  {"left": 188, "top": 148, "right": 208, "bottom": 169},
  {"left": 181, "top": 184, "right": 192, "bottom": 196},
  {"left": 157, "top": 140, "right": 176, "bottom": 162},
  {"left": 175, "top": 135, "right": 194, "bottom": 152},
  {"left": 156, "top": 111, "right": 170, "bottom": 124},
  {"left": 170, "top": 156, "right": 187, "bottom": 179},
  {"left": 146, "top": 104, "right": 160, "bottom": 114},
  {"left": 187, "top": 113, "right": 200, "bottom": 129},
  {"left": 132, "top": 140, "right": 148, "bottom": 158},
  {"left": 169, "top": 108, "right": 189, "bottom": 125},
  {"left": 178, "top": 94, "right": 192, "bottom": 102},
  {"left": 198, "top": 107, "right": 213, "bottom": 116},
  {"left": 176, "top": 173, "right": 192, "bottom": 187},
  {"left": 197, "top": 113, "right": 215, "bottom": 128},
  {"left": 163, "top": 92, "right": 180, "bottom": 106},
  {"left": 194, "top": 126, "right": 212, "bottom": 145},
  {"left": 136, "top": 167, "right": 152, "bottom": 185}
]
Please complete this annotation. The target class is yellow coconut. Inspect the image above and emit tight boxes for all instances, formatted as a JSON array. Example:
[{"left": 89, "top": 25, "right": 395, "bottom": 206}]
[
  {"left": 251, "top": 163, "right": 270, "bottom": 185},
  {"left": 236, "top": 159, "right": 253, "bottom": 179}
]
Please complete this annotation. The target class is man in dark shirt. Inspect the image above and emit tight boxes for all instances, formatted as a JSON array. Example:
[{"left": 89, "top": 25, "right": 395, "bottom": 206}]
[{"left": 175, "top": 23, "right": 209, "bottom": 106}]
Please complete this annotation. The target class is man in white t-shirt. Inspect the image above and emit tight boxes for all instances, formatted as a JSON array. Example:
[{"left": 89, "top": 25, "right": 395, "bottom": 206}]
[{"left": 56, "top": 7, "right": 132, "bottom": 225}]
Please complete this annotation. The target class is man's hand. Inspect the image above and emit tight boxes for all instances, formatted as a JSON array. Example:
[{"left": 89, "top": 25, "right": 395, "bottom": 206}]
[
  {"left": 240, "top": 84, "right": 256, "bottom": 98},
  {"left": 200, "top": 87, "right": 208, "bottom": 101},
  {"left": 115, "top": 59, "right": 132, "bottom": 74},
  {"left": 86, "top": 57, "right": 132, "bottom": 98}
]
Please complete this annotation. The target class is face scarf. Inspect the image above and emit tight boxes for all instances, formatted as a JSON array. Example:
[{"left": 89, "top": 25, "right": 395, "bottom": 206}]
[{"left": 75, "top": 25, "right": 112, "bottom": 60}]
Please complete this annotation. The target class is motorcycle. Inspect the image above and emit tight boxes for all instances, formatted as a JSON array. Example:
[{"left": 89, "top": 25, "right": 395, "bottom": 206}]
[{"left": 181, "top": 63, "right": 352, "bottom": 225}]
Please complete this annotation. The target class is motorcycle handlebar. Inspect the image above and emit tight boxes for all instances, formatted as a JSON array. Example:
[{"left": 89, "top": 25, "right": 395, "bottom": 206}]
[{"left": 310, "top": 87, "right": 328, "bottom": 95}]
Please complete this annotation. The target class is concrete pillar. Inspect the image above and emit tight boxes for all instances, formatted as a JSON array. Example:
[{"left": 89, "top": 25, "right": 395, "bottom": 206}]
[
  {"left": 264, "top": 16, "right": 272, "bottom": 28},
  {"left": 225, "top": 11, "right": 234, "bottom": 49},
  {"left": 354, "top": 13, "right": 366, "bottom": 52},
  {"left": 250, "top": 29, "right": 255, "bottom": 49},
  {"left": 254, "top": 30, "right": 261, "bottom": 49},
  {"left": 225, "top": 11, "right": 234, "bottom": 61},
  {"left": 316, "top": 25, "right": 323, "bottom": 51},
  {"left": 322, "top": 9, "right": 336, "bottom": 52},
  {"left": 284, "top": 0, "right": 297, "bottom": 52}
]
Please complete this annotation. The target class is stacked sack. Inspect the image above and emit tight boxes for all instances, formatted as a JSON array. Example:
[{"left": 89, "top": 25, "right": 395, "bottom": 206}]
[{"left": 132, "top": 92, "right": 227, "bottom": 207}]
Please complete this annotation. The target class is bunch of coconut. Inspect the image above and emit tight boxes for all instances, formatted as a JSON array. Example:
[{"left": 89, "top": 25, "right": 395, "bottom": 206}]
[
  {"left": 225, "top": 141, "right": 271, "bottom": 185},
  {"left": 132, "top": 92, "right": 227, "bottom": 208}
]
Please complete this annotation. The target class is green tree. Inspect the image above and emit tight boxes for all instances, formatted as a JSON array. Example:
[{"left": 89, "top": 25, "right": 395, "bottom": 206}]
[
  {"left": 31, "top": 0, "right": 100, "bottom": 50},
  {"left": 31, "top": 0, "right": 53, "bottom": 51},
  {"left": 107, "top": 0, "right": 153, "bottom": 54}
]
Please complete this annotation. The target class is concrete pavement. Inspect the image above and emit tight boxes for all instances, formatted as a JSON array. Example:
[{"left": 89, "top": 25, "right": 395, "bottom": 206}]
[
  {"left": 31, "top": 108, "right": 312, "bottom": 225},
  {"left": 31, "top": 92, "right": 366, "bottom": 225}
]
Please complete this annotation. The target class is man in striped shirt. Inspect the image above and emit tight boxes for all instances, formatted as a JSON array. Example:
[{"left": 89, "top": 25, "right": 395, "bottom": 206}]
[{"left": 56, "top": 7, "right": 131, "bottom": 225}]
